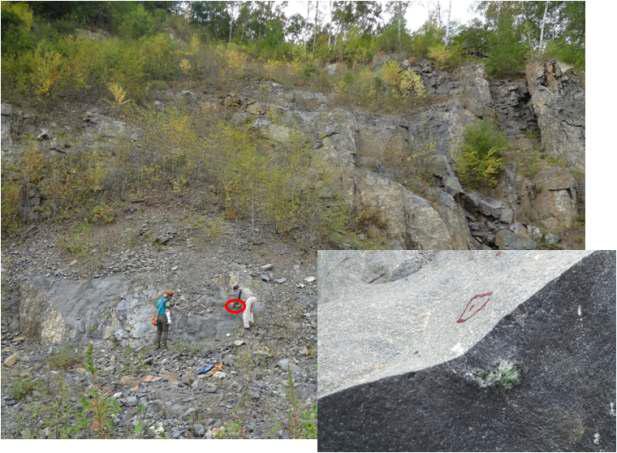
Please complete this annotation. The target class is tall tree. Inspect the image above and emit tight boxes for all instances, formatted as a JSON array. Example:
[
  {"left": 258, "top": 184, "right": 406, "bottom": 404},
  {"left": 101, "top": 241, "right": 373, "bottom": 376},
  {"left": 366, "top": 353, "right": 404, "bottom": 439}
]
[
  {"left": 485, "top": 7, "right": 527, "bottom": 76},
  {"left": 191, "top": 1, "right": 231, "bottom": 40},
  {"left": 386, "top": 1, "right": 409, "bottom": 51},
  {"left": 313, "top": 0, "right": 320, "bottom": 51},
  {"left": 478, "top": 1, "right": 565, "bottom": 51},
  {"left": 332, "top": 1, "right": 382, "bottom": 36},
  {"left": 444, "top": 0, "right": 452, "bottom": 45},
  {"left": 286, "top": 13, "right": 307, "bottom": 43}
]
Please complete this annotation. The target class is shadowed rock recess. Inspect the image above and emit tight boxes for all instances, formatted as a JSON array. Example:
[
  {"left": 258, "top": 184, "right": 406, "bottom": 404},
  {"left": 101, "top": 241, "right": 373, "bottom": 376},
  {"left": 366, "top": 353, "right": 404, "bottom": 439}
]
[{"left": 318, "top": 251, "right": 616, "bottom": 452}]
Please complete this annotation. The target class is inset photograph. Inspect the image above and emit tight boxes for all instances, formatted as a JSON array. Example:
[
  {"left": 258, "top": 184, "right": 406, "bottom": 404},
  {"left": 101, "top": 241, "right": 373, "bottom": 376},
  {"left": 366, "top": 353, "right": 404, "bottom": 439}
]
[{"left": 318, "top": 250, "right": 616, "bottom": 451}]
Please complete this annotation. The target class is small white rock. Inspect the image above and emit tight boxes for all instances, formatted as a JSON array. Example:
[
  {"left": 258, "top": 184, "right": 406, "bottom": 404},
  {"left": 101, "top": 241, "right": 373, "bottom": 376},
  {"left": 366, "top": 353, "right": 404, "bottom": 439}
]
[{"left": 304, "top": 276, "right": 316, "bottom": 283}]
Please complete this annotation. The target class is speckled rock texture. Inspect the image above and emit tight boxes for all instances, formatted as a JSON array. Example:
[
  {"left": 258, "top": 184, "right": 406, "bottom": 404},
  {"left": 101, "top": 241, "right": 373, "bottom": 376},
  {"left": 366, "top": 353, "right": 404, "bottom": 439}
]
[
  {"left": 318, "top": 250, "right": 591, "bottom": 398},
  {"left": 318, "top": 251, "right": 615, "bottom": 452}
]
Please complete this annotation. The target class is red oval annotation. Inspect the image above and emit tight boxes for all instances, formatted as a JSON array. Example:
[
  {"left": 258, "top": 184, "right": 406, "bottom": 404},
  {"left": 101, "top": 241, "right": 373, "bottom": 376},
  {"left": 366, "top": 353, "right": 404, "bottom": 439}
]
[
  {"left": 456, "top": 291, "right": 493, "bottom": 323},
  {"left": 224, "top": 298, "right": 246, "bottom": 315}
]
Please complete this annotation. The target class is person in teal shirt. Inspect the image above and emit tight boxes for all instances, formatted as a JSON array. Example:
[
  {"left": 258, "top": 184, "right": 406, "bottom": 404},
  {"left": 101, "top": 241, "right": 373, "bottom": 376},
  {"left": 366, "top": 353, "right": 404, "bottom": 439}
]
[{"left": 154, "top": 290, "right": 174, "bottom": 349}]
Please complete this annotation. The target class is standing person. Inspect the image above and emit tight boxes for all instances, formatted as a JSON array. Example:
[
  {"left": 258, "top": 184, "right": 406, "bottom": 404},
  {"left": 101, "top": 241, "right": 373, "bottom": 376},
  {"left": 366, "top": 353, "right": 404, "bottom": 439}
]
[
  {"left": 232, "top": 284, "right": 257, "bottom": 329},
  {"left": 154, "top": 290, "right": 174, "bottom": 349}
]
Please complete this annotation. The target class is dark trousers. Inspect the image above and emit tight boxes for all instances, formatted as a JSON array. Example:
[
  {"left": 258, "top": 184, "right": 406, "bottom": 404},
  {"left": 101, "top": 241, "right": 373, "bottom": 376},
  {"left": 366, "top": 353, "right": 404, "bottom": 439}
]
[{"left": 156, "top": 315, "right": 169, "bottom": 348}]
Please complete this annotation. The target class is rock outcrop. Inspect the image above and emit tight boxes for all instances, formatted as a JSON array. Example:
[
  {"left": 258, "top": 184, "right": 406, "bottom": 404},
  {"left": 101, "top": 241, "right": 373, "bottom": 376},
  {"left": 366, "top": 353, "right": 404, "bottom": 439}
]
[
  {"left": 15, "top": 275, "right": 238, "bottom": 346},
  {"left": 1, "top": 102, "right": 13, "bottom": 151},
  {"left": 318, "top": 251, "right": 615, "bottom": 452},
  {"left": 531, "top": 167, "right": 579, "bottom": 231},
  {"left": 2, "top": 57, "right": 585, "bottom": 249},
  {"left": 526, "top": 60, "right": 585, "bottom": 170}
]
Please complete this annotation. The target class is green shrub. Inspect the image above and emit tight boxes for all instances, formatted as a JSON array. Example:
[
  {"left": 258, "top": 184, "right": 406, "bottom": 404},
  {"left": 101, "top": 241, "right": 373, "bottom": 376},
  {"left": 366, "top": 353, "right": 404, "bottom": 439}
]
[
  {"left": 115, "top": 3, "right": 158, "bottom": 39},
  {"left": 300, "top": 403, "right": 318, "bottom": 438},
  {"left": 206, "top": 216, "right": 225, "bottom": 239},
  {"left": 90, "top": 204, "right": 116, "bottom": 225},
  {"left": 375, "top": 22, "right": 413, "bottom": 54},
  {"left": 214, "top": 420, "right": 245, "bottom": 439},
  {"left": 286, "top": 369, "right": 317, "bottom": 438},
  {"left": 48, "top": 345, "right": 82, "bottom": 370},
  {"left": 545, "top": 39, "right": 584, "bottom": 71},
  {"left": 475, "top": 360, "right": 521, "bottom": 390},
  {"left": 1, "top": 179, "right": 22, "bottom": 234},
  {"left": 9, "top": 377, "right": 39, "bottom": 401},
  {"left": 485, "top": 13, "right": 527, "bottom": 77},
  {"left": 451, "top": 21, "right": 491, "bottom": 58},
  {"left": 57, "top": 223, "right": 93, "bottom": 258},
  {"left": 1, "top": 2, "right": 35, "bottom": 56},
  {"left": 334, "top": 26, "right": 376, "bottom": 64},
  {"left": 455, "top": 120, "right": 507, "bottom": 189},
  {"left": 411, "top": 21, "right": 445, "bottom": 58},
  {"left": 77, "top": 343, "right": 122, "bottom": 438},
  {"left": 2, "top": 30, "right": 179, "bottom": 102},
  {"left": 428, "top": 43, "right": 462, "bottom": 70}
]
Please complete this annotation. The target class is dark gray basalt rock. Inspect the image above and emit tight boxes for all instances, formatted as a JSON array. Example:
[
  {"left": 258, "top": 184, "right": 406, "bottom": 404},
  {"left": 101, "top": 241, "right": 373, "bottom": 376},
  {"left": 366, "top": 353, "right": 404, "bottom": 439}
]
[{"left": 318, "top": 251, "right": 616, "bottom": 452}]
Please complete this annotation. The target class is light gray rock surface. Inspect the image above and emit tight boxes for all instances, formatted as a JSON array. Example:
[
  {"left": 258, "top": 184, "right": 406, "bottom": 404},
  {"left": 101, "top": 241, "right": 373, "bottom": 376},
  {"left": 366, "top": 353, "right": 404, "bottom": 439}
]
[
  {"left": 318, "top": 250, "right": 592, "bottom": 397},
  {"left": 526, "top": 60, "right": 585, "bottom": 170}
]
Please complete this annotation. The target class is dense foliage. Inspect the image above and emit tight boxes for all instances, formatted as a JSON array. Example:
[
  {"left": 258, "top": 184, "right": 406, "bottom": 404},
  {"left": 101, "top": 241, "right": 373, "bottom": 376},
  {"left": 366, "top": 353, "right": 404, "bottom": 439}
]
[
  {"left": 455, "top": 120, "right": 508, "bottom": 189},
  {"left": 1, "top": 1, "right": 585, "bottom": 95},
  {"left": 0, "top": 1, "right": 585, "bottom": 243}
]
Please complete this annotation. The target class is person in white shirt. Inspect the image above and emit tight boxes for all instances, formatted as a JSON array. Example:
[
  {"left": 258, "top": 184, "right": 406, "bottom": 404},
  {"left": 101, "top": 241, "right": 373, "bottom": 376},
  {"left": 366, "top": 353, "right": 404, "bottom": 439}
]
[{"left": 232, "top": 283, "right": 257, "bottom": 329}]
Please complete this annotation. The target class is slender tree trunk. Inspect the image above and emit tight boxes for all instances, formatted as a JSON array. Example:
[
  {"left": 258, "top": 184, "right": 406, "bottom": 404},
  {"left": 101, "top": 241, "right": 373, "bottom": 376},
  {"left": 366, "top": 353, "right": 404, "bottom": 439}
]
[
  {"left": 444, "top": 0, "right": 452, "bottom": 45},
  {"left": 306, "top": 1, "right": 311, "bottom": 52},
  {"left": 539, "top": 0, "right": 549, "bottom": 51},
  {"left": 313, "top": 1, "right": 319, "bottom": 52},
  {"left": 328, "top": 0, "right": 333, "bottom": 47},
  {"left": 398, "top": 11, "right": 402, "bottom": 51}
]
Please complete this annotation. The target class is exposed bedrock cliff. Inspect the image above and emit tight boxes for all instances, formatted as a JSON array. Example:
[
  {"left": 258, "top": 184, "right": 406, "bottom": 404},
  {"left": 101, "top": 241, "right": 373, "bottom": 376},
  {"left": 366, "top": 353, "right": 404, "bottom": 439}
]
[
  {"left": 239, "top": 60, "right": 584, "bottom": 249},
  {"left": 2, "top": 59, "right": 585, "bottom": 249},
  {"left": 318, "top": 251, "right": 615, "bottom": 452},
  {"left": 526, "top": 60, "right": 585, "bottom": 170}
]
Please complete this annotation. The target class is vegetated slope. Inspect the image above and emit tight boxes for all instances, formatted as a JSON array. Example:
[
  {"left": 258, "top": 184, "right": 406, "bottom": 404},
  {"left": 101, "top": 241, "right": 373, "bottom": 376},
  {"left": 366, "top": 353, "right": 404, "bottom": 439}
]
[
  {"left": 2, "top": 1, "right": 586, "bottom": 250},
  {"left": 2, "top": 54, "right": 585, "bottom": 250},
  {"left": 318, "top": 251, "right": 616, "bottom": 452}
]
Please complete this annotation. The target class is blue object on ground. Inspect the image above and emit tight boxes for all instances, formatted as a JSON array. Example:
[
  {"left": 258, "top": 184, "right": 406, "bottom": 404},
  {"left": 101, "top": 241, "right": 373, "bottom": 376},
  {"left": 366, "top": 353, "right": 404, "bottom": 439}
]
[{"left": 197, "top": 363, "right": 214, "bottom": 375}]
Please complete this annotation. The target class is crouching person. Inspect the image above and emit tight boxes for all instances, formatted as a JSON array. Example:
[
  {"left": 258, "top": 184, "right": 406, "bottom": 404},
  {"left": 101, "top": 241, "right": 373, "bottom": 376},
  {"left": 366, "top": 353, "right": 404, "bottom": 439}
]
[
  {"left": 232, "top": 284, "right": 256, "bottom": 329},
  {"left": 154, "top": 290, "right": 174, "bottom": 349}
]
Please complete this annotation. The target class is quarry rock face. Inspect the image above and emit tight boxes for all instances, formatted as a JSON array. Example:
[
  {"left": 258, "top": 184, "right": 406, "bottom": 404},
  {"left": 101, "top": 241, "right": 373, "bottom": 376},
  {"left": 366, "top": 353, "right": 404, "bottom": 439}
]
[
  {"left": 318, "top": 251, "right": 615, "bottom": 452},
  {"left": 531, "top": 167, "right": 579, "bottom": 231},
  {"left": 1, "top": 102, "right": 13, "bottom": 151},
  {"left": 352, "top": 171, "right": 464, "bottom": 249},
  {"left": 526, "top": 60, "right": 585, "bottom": 170},
  {"left": 15, "top": 275, "right": 240, "bottom": 347},
  {"left": 243, "top": 60, "right": 584, "bottom": 249},
  {"left": 3, "top": 58, "right": 585, "bottom": 249}
]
